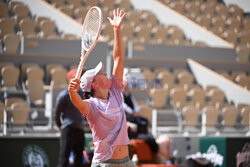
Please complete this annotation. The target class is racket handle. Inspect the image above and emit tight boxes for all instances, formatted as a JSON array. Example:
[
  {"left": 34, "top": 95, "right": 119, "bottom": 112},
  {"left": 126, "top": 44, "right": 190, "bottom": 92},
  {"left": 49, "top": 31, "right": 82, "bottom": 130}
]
[
  {"left": 75, "top": 58, "right": 84, "bottom": 80},
  {"left": 75, "top": 51, "right": 90, "bottom": 80}
]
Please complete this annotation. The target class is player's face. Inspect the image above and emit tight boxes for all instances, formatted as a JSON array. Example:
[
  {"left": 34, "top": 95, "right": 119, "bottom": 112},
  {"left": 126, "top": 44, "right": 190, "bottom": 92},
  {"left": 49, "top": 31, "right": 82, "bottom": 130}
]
[{"left": 93, "top": 72, "right": 111, "bottom": 90}]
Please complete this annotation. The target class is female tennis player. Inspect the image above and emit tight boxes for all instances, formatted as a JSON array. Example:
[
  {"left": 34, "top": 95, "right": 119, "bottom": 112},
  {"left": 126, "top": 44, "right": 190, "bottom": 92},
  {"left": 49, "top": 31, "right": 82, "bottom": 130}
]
[{"left": 68, "top": 8, "right": 135, "bottom": 167}]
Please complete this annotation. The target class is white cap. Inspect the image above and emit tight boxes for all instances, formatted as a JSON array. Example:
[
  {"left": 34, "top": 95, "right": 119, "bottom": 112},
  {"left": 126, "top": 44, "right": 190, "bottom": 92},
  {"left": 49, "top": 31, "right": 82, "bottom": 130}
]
[{"left": 80, "top": 62, "right": 104, "bottom": 92}]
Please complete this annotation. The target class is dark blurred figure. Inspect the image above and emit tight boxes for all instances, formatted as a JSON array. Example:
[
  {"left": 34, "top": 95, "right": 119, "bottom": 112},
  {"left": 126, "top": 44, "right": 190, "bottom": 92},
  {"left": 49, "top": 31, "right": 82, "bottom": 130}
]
[
  {"left": 122, "top": 79, "right": 148, "bottom": 138},
  {"left": 55, "top": 69, "right": 85, "bottom": 167}
]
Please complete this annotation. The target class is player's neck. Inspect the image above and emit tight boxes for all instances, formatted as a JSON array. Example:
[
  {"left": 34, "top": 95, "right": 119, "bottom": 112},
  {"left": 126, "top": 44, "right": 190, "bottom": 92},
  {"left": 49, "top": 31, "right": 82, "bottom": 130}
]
[{"left": 94, "top": 88, "right": 109, "bottom": 100}]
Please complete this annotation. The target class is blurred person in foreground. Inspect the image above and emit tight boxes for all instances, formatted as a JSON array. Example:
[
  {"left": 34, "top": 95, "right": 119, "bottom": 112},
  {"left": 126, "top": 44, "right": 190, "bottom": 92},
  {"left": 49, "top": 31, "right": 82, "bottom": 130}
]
[{"left": 55, "top": 69, "right": 85, "bottom": 167}]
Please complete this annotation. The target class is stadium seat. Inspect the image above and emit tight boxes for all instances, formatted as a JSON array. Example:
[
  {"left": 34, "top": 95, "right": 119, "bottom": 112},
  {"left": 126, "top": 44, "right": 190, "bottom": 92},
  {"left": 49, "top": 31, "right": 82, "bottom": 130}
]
[
  {"left": 151, "top": 25, "right": 168, "bottom": 42},
  {"left": 149, "top": 86, "right": 168, "bottom": 109},
  {"left": 140, "top": 11, "right": 158, "bottom": 25},
  {"left": 211, "top": 16, "right": 225, "bottom": 31},
  {"left": 3, "top": 33, "right": 20, "bottom": 54},
  {"left": 35, "top": 16, "right": 50, "bottom": 26},
  {"left": 236, "top": 103, "right": 249, "bottom": 112},
  {"left": 21, "top": 63, "right": 39, "bottom": 80},
  {"left": 193, "top": 41, "right": 207, "bottom": 47},
  {"left": 50, "top": 67, "right": 68, "bottom": 88},
  {"left": 25, "top": 80, "right": 45, "bottom": 107},
  {"left": 59, "top": 5, "right": 74, "bottom": 17},
  {"left": 225, "top": 17, "right": 241, "bottom": 33},
  {"left": 242, "top": 18, "right": 250, "bottom": 32},
  {"left": 50, "top": 0, "right": 65, "bottom": 7},
  {"left": 154, "top": 68, "right": 169, "bottom": 76},
  {"left": 37, "top": 19, "right": 59, "bottom": 39},
  {"left": 0, "top": 2, "right": 8, "bottom": 18},
  {"left": 176, "top": 71, "right": 194, "bottom": 89},
  {"left": 45, "top": 63, "right": 64, "bottom": 83},
  {"left": 26, "top": 66, "right": 44, "bottom": 82},
  {"left": 238, "top": 31, "right": 250, "bottom": 45},
  {"left": 19, "top": 18, "right": 37, "bottom": 38},
  {"left": 73, "top": 6, "right": 88, "bottom": 23},
  {"left": 169, "top": 1, "right": 185, "bottom": 14},
  {"left": 5, "top": 97, "right": 25, "bottom": 107},
  {"left": 84, "top": 0, "right": 100, "bottom": 7},
  {"left": 1, "top": 66, "right": 20, "bottom": 90},
  {"left": 8, "top": 1, "right": 23, "bottom": 11},
  {"left": 240, "top": 106, "right": 250, "bottom": 127},
  {"left": 125, "top": 11, "right": 141, "bottom": 24},
  {"left": 100, "top": 0, "right": 114, "bottom": 10},
  {"left": 227, "top": 4, "right": 244, "bottom": 17},
  {"left": 101, "top": 22, "right": 113, "bottom": 39},
  {"left": 12, "top": 3, "right": 30, "bottom": 24},
  {"left": 182, "top": 105, "right": 200, "bottom": 127},
  {"left": 134, "top": 24, "right": 152, "bottom": 42},
  {"left": 200, "top": 3, "right": 214, "bottom": 17},
  {"left": 61, "top": 33, "right": 78, "bottom": 40},
  {"left": 214, "top": 4, "right": 228, "bottom": 17},
  {"left": 167, "top": 27, "right": 184, "bottom": 40},
  {"left": 170, "top": 87, "right": 187, "bottom": 110},
  {"left": 184, "top": 1, "right": 201, "bottom": 21},
  {"left": 172, "top": 68, "right": 187, "bottom": 82},
  {"left": 0, "top": 62, "right": 14, "bottom": 74},
  {"left": 187, "top": 87, "right": 206, "bottom": 109},
  {"left": 121, "top": 23, "right": 135, "bottom": 40},
  {"left": 195, "top": 15, "right": 211, "bottom": 28},
  {"left": 222, "top": 106, "right": 238, "bottom": 127},
  {"left": 206, "top": 88, "right": 225, "bottom": 108},
  {"left": 219, "top": 70, "right": 234, "bottom": 81},
  {"left": 138, "top": 104, "right": 153, "bottom": 125},
  {"left": 66, "top": 0, "right": 82, "bottom": 8},
  {"left": 11, "top": 102, "right": 30, "bottom": 126},
  {"left": 157, "top": 70, "right": 175, "bottom": 90},
  {"left": 221, "top": 30, "right": 238, "bottom": 45},
  {"left": 0, "top": 18, "right": 16, "bottom": 39},
  {"left": 202, "top": 106, "right": 219, "bottom": 127},
  {"left": 235, "top": 73, "right": 249, "bottom": 88},
  {"left": 236, "top": 45, "right": 249, "bottom": 63},
  {"left": 114, "top": 0, "right": 132, "bottom": 11}
]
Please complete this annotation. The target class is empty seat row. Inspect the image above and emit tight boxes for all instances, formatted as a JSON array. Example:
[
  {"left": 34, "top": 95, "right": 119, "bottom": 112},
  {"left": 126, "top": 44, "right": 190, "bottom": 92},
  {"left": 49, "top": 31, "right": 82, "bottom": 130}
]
[
  {"left": 182, "top": 105, "right": 250, "bottom": 128},
  {"left": 0, "top": 1, "right": 79, "bottom": 54},
  {"left": 0, "top": 62, "right": 72, "bottom": 108},
  {"left": 216, "top": 69, "right": 250, "bottom": 90},
  {"left": 0, "top": 100, "right": 30, "bottom": 127},
  {"left": 158, "top": 0, "right": 250, "bottom": 63},
  {"left": 45, "top": 0, "right": 204, "bottom": 48}
]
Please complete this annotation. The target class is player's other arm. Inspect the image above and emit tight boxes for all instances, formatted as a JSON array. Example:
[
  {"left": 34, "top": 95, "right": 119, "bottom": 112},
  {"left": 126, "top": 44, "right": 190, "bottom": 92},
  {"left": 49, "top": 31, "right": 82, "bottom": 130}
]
[{"left": 108, "top": 8, "right": 126, "bottom": 83}]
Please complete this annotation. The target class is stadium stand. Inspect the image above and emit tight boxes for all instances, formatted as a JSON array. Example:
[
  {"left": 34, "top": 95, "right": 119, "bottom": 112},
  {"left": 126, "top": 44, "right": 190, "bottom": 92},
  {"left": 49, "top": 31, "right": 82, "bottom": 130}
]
[
  {"left": 0, "top": 1, "right": 250, "bottom": 166},
  {"left": 157, "top": 0, "right": 250, "bottom": 63}
]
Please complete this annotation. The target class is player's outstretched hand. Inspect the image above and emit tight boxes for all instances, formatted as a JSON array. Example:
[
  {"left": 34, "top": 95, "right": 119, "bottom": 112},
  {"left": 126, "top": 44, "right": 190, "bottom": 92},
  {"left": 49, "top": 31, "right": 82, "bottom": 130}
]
[{"left": 107, "top": 8, "right": 126, "bottom": 29}]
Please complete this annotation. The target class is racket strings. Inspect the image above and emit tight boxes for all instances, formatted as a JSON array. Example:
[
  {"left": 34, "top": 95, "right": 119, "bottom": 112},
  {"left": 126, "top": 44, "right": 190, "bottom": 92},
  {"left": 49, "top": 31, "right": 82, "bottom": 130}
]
[
  {"left": 86, "top": 10, "right": 101, "bottom": 36},
  {"left": 82, "top": 8, "right": 102, "bottom": 50}
]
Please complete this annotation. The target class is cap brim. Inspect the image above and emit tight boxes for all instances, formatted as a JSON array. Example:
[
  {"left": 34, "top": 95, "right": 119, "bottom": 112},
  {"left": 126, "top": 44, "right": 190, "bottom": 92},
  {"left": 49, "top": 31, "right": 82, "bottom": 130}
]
[{"left": 94, "top": 62, "right": 104, "bottom": 75}]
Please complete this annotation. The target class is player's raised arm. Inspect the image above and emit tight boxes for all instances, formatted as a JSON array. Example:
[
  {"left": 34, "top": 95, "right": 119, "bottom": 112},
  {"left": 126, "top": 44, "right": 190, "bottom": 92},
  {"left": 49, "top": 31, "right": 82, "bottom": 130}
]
[
  {"left": 68, "top": 78, "right": 89, "bottom": 115},
  {"left": 108, "top": 8, "right": 126, "bottom": 83}
]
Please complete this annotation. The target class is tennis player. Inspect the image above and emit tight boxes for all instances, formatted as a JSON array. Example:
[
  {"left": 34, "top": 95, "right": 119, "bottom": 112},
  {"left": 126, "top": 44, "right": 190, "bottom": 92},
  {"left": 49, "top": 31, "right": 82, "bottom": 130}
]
[{"left": 68, "top": 8, "right": 135, "bottom": 167}]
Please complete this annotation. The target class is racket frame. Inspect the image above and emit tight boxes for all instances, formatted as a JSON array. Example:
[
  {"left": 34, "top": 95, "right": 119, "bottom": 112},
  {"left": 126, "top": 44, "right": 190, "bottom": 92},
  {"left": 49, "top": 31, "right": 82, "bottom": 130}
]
[{"left": 75, "top": 6, "right": 103, "bottom": 79}]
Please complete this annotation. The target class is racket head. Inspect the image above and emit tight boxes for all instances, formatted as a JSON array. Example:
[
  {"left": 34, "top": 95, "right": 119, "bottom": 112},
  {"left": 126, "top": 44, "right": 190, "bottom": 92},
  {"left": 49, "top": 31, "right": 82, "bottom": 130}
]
[
  {"left": 76, "top": 6, "right": 103, "bottom": 80},
  {"left": 81, "top": 6, "right": 103, "bottom": 52}
]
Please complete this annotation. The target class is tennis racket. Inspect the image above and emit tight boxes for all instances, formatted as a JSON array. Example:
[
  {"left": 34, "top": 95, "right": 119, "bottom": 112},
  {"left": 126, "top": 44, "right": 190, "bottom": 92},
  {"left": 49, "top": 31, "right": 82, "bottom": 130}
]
[{"left": 75, "top": 6, "right": 103, "bottom": 79}]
